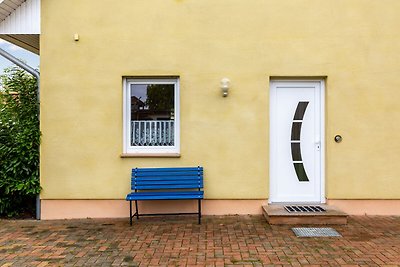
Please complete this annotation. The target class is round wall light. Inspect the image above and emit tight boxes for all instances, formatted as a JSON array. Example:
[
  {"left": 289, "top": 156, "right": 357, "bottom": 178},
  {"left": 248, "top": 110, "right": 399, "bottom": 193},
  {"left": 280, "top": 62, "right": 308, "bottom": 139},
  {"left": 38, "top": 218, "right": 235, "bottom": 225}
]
[
  {"left": 220, "top": 78, "right": 230, "bottom": 97},
  {"left": 334, "top": 135, "right": 342, "bottom": 143}
]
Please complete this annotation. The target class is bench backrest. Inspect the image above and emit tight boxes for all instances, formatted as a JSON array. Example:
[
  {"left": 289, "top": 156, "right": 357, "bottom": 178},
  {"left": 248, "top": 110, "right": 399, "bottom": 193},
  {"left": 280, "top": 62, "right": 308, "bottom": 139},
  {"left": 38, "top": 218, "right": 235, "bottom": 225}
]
[{"left": 131, "top": 166, "right": 203, "bottom": 190}]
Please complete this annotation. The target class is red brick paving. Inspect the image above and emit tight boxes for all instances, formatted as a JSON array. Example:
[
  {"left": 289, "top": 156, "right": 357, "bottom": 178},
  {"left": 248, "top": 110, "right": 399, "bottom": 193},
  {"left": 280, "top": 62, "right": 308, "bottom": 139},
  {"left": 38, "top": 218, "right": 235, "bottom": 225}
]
[{"left": 0, "top": 215, "right": 399, "bottom": 266}]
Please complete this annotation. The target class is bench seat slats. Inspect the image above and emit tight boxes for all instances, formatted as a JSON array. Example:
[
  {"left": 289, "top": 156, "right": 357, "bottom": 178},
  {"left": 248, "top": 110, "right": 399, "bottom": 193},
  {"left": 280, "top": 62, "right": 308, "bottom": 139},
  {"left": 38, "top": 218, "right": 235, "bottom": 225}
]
[
  {"left": 132, "top": 167, "right": 203, "bottom": 172},
  {"left": 133, "top": 176, "right": 203, "bottom": 181},
  {"left": 127, "top": 166, "right": 204, "bottom": 225},
  {"left": 134, "top": 184, "right": 202, "bottom": 190},
  {"left": 134, "top": 171, "right": 203, "bottom": 177},
  {"left": 134, "top": 179, "right": 202, "bottom": 184},
  {"left": 126, "top": 191, "right": 203, "bottom": 200},
  {"left": 133, "top": 181, "right": 202, "bottom": 189},
  {"left": 131, "top": 167, "right": 203, "bottom": 190}
]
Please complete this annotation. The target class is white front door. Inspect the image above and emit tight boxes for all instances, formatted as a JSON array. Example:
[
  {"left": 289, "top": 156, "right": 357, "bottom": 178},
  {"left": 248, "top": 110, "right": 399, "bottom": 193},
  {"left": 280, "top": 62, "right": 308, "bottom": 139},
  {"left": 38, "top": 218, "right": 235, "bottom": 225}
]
[{"left": 270, "top": 80, "right": 325, "bottom": 203}]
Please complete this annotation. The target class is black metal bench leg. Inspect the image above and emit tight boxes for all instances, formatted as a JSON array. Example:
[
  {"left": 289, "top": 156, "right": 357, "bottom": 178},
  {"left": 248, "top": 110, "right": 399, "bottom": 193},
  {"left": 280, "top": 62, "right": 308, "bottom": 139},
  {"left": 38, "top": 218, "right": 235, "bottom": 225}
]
[
  {"left": 135, "top": 200, "right": 139, "bottom": 220},
  {"left": 198, "top": 199, "right": 201, "bottom": 225},
  {"left": 129, "top": 201, "right": 132, "bottom": 226}
]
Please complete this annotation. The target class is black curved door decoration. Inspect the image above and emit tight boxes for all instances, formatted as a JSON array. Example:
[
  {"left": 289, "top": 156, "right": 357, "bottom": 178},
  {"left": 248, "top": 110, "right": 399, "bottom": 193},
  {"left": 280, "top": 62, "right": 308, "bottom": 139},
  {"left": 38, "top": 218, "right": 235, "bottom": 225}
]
[{"left": 291, "top": 102, "right": 309, "bottom": 182}]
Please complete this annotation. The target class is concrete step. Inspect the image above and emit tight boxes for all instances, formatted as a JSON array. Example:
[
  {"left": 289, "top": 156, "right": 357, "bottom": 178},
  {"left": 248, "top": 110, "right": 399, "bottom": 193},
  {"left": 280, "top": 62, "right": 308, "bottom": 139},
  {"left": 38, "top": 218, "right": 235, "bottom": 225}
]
[{"left": 263, "top": 204, "right": 348, "bottom": 225}]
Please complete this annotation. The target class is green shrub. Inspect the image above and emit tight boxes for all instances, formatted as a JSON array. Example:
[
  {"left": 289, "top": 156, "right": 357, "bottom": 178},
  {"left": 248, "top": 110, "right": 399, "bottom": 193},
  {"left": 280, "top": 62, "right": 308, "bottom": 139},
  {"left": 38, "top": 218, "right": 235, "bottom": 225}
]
[{"left": 0, "top": 67, "right": 40, "bottom": 217}]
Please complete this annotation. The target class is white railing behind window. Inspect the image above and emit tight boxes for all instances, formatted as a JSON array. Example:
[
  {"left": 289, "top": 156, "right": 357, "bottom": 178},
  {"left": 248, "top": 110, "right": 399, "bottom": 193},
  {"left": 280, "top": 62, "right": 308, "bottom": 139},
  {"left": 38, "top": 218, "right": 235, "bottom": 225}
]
[{"left": 131, "top": 120, "right": 175, "bottom": 146}]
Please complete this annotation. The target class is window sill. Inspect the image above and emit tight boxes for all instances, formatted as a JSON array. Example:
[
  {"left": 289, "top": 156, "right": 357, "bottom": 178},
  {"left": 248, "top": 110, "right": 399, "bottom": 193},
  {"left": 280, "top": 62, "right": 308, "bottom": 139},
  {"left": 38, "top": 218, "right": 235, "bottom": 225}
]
[{"left": 120, "top": 153, "right": 181, "bottom": 158}]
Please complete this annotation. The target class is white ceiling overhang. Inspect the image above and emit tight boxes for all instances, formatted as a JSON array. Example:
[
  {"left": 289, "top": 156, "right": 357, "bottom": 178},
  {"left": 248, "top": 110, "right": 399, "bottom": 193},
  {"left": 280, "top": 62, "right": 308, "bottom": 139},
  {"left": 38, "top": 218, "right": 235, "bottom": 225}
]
[{"left": 0, "top": 0, "right": 40, "bottom": 54}]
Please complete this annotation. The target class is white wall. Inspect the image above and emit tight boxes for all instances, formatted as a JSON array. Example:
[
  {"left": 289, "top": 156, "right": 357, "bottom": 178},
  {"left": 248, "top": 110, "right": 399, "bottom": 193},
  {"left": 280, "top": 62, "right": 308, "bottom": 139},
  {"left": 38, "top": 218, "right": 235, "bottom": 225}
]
[{"left": 0, "top": 0, "right": 40, "bottom": 34}]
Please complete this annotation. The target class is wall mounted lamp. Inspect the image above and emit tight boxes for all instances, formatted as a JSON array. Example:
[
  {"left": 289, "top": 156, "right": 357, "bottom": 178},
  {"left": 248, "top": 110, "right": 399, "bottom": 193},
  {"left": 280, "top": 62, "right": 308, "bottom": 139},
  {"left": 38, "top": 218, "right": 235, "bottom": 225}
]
[
  {"left": 334, "top": 135, "right": 342, "bottom": 143},
  {"left": 220, "top": 78, "right": 230, "bottom": 97}
]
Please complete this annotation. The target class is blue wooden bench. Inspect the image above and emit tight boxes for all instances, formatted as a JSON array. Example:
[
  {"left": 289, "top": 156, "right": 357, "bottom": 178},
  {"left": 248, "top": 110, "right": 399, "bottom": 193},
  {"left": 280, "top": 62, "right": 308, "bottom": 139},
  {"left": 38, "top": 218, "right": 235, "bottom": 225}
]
[{"left": 126, "top": 166, "right": 204, "bottom": 225}]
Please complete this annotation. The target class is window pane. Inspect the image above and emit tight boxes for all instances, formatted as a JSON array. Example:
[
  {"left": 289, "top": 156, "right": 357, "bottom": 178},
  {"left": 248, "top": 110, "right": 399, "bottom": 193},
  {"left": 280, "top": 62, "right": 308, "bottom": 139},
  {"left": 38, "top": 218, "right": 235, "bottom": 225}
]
[
  {"left": 293, "top": 101, "right": 309, "bottom": 120},
  {"left": 291, "top": 143, "right": 302, "bottom": 161},
  {"left": 293, "top": 163, "right": 309, "bottom": 182},
  {"left": 131, "top": 84, "right": 174, "bottom": 121},
  {"left": 130, "top": 83, "right": 175, "bottom": 147},
  {"left": 291, "top": 122, "right": 302, "bottom": 140}
]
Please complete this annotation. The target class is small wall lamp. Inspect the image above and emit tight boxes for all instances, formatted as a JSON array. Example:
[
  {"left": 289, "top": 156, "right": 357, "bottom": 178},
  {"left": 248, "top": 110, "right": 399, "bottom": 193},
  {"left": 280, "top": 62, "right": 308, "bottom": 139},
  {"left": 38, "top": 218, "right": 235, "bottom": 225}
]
[
  {"left": 334, "top": 135, "right": 342, "bottom": 143},
  {"left": 220, "top": 78, "right": 230, "bottom": 97}
]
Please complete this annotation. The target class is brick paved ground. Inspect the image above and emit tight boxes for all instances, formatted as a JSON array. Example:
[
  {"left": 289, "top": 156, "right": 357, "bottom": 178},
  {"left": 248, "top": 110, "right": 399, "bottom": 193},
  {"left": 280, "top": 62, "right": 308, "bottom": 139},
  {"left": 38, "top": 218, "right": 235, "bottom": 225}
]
[{"left": 0, "top": 215, "right": 399, "bottom": 266}]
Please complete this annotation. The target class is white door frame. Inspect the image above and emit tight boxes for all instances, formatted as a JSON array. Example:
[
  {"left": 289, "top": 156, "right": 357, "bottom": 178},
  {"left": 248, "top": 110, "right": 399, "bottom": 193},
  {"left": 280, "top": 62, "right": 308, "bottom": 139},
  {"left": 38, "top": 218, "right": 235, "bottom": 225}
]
[{"left": 269, "top": 79, "right": 325, "bottom": 203}]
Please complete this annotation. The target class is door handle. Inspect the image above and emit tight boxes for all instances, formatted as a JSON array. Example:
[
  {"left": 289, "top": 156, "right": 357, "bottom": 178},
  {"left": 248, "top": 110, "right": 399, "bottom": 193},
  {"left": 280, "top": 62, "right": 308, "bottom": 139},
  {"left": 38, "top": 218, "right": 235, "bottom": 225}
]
[
  {"left": 315, "top": 140, "right": 321, "bottom": 151},
  {"left": 315, "top": 134, "right": 321, "bottom": 151}
]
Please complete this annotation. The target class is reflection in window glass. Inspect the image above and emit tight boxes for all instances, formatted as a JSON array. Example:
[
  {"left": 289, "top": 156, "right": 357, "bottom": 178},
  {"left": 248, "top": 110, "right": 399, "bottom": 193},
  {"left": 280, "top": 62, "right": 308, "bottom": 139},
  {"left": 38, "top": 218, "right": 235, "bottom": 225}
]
[
  {"left": 291, "top": 122, "right": 302, "bottom": 140},
  {"left": 291, "top": 143, "right": 302, "bottom": 161},
  {"left": 293, "top": 101, "right": 309, "bottom": 120},
  {"left": 130, "top": 83, "right": 175, "bottom": 147},
  {"left": 131, "top": 84, "right": 174, "bottom": 121},
  {"left": 293, "top": 163, "right": 309, "bottom": 182}
]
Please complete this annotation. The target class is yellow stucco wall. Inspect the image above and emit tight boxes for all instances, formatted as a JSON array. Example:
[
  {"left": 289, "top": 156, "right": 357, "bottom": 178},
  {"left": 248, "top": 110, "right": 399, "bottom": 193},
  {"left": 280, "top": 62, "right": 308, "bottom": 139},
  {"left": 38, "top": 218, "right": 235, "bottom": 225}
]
[{"left": 40, "top": 0, "right": 400, "bottom": 200}]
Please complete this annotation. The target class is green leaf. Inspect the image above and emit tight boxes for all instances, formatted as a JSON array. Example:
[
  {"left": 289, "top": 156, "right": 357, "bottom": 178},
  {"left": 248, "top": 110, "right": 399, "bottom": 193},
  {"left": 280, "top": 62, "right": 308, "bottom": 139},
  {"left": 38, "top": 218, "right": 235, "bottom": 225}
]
[{"left": 0, "top": 66, "right": 40, "bottom": 216}]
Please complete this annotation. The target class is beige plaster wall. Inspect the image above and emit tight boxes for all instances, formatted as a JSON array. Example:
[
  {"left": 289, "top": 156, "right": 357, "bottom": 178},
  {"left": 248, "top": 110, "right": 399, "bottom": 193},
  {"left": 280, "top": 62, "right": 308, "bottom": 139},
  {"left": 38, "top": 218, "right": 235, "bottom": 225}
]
[{"left": 40, "top": 0, "right": 400, "bottom": 200}]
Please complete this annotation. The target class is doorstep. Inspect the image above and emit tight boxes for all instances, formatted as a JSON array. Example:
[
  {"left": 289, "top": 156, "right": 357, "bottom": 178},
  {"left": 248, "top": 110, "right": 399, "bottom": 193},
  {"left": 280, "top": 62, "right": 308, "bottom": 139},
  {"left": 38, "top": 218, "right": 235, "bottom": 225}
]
[{"left": 263, "top": 204, "right": 348, "bottom": 225}]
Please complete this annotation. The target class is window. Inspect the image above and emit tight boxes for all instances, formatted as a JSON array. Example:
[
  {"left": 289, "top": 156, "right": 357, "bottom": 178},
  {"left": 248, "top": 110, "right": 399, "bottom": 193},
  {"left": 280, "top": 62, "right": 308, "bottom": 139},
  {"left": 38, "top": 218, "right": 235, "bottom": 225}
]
[{"left": 123, "top": 78, "right": 180, "bottom": 155}]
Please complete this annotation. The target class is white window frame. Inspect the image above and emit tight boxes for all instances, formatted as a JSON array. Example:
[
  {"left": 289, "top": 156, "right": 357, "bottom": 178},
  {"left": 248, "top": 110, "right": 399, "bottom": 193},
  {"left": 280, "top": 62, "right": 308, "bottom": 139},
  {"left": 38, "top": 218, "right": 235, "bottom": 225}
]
[{"left": 123, "top": 77, "right": 180, "bottom": 154}]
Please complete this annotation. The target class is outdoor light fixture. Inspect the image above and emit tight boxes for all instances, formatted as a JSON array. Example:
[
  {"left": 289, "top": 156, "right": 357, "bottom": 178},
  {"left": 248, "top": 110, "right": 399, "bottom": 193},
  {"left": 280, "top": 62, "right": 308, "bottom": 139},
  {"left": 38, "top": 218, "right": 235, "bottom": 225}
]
[
  {"left": 334, "top": 135, "right": 342, "bottom": 143},
  {"left": 74, "top": 33, "right": 79, "bottom": 41},
  {"left": 220, "top": 78, "right": 230, "bottom": 97}
]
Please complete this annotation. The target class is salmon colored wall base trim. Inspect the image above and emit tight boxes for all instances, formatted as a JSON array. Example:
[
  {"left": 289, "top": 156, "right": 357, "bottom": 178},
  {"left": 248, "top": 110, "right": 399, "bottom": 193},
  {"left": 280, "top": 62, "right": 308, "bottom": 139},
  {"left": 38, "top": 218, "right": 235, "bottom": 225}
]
[
  {"left": 327, "top": 200, "right": 400, "bottom": 215},
  {"left": 40, "top": 199, "right": 268, "bottom": 220},
  {"left": 41, "top": 199, "right": 400, "bottom": 219}
]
